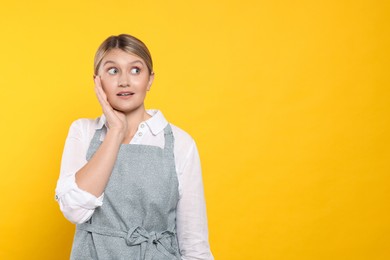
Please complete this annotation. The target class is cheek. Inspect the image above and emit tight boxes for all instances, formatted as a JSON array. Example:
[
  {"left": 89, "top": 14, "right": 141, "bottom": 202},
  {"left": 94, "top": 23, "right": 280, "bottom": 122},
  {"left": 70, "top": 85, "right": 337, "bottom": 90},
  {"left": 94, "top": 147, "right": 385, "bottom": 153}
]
[
  {"left": 100, "top": 77, "right": 116, "bottom": 91},
  {"left": 132, "top": 77, "right": 151, "bottom": 89}
]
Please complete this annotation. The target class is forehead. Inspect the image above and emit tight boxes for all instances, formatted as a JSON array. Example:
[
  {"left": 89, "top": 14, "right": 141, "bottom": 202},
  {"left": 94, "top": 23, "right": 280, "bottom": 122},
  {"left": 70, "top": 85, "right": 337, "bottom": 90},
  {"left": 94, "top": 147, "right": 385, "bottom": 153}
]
[{"left": 102, "top": 48, "right": 145, "bottom": 65}]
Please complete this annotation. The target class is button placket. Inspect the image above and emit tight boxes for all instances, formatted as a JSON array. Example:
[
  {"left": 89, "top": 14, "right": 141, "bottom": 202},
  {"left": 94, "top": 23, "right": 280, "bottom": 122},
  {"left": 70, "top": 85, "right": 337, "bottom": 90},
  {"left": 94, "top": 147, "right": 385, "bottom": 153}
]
[{"left": 132, "top": 123, "right": 146, "bottom": 144}]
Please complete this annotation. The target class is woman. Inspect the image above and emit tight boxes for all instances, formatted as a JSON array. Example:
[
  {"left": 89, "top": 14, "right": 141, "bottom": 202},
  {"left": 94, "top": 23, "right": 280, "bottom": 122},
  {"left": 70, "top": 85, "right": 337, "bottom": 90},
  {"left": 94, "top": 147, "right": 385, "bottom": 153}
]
[{"left": 55, "top": 34, "right": 213, "bottom": 260}]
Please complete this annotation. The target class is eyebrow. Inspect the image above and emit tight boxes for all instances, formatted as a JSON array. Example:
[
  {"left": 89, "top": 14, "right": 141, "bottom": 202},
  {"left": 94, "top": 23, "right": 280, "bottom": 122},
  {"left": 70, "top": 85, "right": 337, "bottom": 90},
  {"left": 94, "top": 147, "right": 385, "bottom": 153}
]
[{"left": 102, "top": 60, "right": 144, "bottom": 66}]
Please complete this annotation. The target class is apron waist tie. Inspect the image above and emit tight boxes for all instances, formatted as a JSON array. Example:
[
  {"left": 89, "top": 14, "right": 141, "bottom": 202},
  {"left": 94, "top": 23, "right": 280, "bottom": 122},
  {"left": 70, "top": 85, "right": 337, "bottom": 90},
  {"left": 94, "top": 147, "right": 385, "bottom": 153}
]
[{"left": 77, "top": 223, "right": 178, "bottom": 260}]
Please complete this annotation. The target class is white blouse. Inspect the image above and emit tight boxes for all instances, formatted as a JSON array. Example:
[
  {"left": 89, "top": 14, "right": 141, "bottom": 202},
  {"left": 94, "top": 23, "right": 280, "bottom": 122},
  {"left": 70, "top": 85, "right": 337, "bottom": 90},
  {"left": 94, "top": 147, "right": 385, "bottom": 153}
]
[{"left": 55, "top": 110, "right": 213, "bottom": 260}]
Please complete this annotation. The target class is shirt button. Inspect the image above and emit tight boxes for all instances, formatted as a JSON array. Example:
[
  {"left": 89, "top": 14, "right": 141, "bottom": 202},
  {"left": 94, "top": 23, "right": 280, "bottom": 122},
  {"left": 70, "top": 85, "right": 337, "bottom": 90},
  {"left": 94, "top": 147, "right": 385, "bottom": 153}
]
[
  {"left": 55, "top": 195, "right": 59, "bottom": 200},
  {"left": 140, "top": 124, "right": 145, "bottom": 128},
  {"left": 138, "top": 132, "right": 143, "bottom": 136}
]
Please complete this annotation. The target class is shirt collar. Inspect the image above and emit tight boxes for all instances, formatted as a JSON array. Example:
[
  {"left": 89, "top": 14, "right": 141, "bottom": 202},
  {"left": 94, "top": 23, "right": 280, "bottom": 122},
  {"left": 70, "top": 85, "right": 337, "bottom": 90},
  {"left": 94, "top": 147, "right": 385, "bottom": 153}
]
[
  {"left": 95, "top": 109, "right": 168, "bottom": 136},
  {"left": 145, "top": 110, "right": 168, "bottom": 135},
  {"left": 96, "top": 114, "right": 106, "bottom": 130}
]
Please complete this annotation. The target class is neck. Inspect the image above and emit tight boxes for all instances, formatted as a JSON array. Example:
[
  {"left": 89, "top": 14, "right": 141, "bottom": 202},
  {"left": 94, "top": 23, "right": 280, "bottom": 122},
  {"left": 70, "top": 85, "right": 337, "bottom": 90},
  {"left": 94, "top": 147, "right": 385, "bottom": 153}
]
[{"left": 123, "top": 105, "right": 151, "bottom": 139}]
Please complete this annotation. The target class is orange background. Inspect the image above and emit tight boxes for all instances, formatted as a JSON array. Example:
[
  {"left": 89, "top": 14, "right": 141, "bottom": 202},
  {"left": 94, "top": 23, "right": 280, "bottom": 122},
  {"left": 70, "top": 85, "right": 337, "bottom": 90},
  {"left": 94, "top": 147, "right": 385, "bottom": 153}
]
[{"left": 0, "top": 1, "right": 389, "bottom": 259}]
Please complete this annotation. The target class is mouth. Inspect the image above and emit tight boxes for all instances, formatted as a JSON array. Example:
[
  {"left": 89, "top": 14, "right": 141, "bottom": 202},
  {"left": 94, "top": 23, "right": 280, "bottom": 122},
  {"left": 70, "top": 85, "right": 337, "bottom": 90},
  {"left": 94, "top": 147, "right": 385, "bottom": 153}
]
[{"left": 117, "top": 91, "right": 134, "bottom": 96}]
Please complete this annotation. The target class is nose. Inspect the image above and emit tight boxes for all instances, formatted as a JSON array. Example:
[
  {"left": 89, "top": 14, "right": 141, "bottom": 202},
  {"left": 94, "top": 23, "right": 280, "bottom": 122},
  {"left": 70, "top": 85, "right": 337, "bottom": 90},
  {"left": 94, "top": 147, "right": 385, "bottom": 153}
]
[{"left": 118, "top": 73, "right": 130, "bottom": 88}]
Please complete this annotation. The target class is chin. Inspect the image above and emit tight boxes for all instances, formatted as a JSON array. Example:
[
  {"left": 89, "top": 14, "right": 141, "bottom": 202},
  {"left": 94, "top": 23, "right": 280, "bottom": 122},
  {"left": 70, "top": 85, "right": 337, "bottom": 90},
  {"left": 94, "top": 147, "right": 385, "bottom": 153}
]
[{"left": 113, "top": 104, "right": 143, "bottom": 114}]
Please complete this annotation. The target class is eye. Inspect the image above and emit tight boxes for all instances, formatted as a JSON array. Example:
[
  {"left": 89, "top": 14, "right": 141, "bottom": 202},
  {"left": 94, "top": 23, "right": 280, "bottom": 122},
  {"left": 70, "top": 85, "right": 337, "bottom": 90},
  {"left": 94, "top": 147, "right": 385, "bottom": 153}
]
[
  {"left": 107, "top": 68, "right": 119, "bottom": 75},
  {"left": 131, "top": 67, "right": 141, "bottom": 74}
]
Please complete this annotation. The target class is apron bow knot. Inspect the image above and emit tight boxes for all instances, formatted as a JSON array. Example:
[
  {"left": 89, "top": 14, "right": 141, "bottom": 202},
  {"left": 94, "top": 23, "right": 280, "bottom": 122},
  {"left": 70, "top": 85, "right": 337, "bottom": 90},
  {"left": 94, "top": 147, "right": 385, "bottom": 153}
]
[{"left": 125, "top": 226, "right": 178, "bottom": 260}]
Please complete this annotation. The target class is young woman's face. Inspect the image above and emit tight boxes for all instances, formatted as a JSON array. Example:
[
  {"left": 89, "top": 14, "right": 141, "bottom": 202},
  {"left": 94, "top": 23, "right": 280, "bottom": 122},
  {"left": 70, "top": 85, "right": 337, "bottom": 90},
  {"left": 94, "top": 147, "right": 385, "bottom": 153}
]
[{"left": 97, "top": 48, "right": 154, "bottom": 114}]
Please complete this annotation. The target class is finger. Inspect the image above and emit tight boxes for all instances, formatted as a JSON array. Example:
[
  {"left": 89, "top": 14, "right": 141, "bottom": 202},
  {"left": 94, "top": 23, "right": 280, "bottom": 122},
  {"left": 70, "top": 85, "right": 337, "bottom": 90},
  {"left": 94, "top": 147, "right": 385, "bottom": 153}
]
[
  {"left": 94, "top": 76, "right": 105, "bottom": 100},
  {"left": 95, "top": 76, "right": 104, "bottom": 94},
  {"left": 95, "top": 84, "right": 107, "bottom": 107},
  {"left": 94, "top": 77, "right": 110, "bottom": 108},
  {"left": 96, "top": 87, "right": 114, "bottom": 116},
  {"left": 94, "top": 77, "right": 119, "bottom": 121}
]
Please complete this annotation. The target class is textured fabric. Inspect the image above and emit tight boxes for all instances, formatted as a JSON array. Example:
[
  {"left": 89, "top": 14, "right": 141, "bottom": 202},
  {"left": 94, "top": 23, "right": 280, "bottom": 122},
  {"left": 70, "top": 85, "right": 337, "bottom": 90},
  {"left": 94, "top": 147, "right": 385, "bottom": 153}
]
[
  {"left": 56, "top": 110, "right": 214, "bottom": 259},
  {"left": 70, "top": 124, "right": 181, "bottom": 260}
]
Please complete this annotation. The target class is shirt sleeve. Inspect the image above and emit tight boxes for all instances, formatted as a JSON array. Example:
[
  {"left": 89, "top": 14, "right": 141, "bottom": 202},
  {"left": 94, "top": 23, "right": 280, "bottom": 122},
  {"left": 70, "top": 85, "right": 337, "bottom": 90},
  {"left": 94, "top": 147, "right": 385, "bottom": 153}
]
[
  {"left": 176, "top": 140, "right": 214, "bottom": 260},
  {"left": 55, "top": 119, "right": 104, "bottom": 224}
]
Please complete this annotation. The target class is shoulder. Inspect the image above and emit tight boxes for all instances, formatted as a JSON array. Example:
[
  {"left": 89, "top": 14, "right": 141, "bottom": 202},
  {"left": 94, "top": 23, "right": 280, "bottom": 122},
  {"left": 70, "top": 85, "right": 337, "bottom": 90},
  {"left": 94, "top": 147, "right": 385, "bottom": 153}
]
[
  {"left": 170, "top": 123, "right": 195, "bottom": 143},
  {"left": 169, "top": 123, "right": 197, "bottom": 152},
  {"left": 71, "top": 116, "right": 101, "bottom": 127},
  {"left": 67, "top": 116, "right": 103, "bottom": 139},
  {"left": 168, "top": 123, "right": 202, "bottom": 182}
]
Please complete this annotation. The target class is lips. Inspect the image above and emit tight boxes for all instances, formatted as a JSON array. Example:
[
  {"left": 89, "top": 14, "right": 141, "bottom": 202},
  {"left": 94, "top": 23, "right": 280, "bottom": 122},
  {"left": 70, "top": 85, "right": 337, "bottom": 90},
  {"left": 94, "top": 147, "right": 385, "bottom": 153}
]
[{"left": 117, "top": 91, "right": 134, "bottom": 96}]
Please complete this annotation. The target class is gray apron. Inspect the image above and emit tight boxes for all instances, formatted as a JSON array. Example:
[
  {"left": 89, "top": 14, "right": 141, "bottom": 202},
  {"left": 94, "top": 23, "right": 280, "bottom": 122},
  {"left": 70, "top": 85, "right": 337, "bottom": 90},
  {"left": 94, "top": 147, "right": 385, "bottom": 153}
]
[{"left": 70, "top": 124, "right": 181, "bottom": 260}]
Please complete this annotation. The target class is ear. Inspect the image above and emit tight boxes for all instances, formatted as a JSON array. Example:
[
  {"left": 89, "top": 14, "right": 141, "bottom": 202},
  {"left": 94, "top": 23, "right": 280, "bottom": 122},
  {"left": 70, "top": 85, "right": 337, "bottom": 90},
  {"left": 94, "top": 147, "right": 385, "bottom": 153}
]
[{"left": 147, "top": 72, "right": 155, "bottom": 91}]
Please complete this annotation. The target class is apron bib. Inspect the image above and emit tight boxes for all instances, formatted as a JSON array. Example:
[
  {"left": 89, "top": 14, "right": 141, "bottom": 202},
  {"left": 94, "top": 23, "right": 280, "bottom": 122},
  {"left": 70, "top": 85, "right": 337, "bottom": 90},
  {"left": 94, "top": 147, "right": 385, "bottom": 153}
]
[{"left": 70, "top": 124, "right": 180, "bottom": 260}]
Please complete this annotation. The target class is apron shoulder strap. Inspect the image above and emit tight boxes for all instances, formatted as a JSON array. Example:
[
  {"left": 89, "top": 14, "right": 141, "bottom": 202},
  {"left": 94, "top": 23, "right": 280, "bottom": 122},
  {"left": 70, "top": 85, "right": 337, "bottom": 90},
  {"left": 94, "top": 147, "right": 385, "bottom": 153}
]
[
  {"left": 163, "top": 124, "right": 174, "bottom": 154},
  {"left": 86, "top": 127, "right": 104, "bottom": 161}
]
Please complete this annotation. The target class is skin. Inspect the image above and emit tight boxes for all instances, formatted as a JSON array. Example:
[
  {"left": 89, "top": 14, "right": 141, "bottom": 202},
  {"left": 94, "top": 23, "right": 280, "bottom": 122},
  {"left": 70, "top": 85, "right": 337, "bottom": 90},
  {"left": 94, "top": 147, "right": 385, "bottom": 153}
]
[{"left": 75, "top": 48, "right": 154, "bottom": 197}]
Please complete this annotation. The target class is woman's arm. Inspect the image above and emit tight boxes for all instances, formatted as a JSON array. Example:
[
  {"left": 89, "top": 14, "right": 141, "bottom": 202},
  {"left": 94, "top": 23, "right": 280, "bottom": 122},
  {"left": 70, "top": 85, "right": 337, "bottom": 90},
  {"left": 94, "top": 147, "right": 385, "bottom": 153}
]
[
  {"left": 74, "top": 127, "right": 123, "bottom": 197},
  {"left": 75, "top": 76, "right": 127, "bottom": 197},
  {"left": 175, "top": 139, "right": 214, "bottom": 260},
  {"left": 55, "top": 118, "right": 105, "bottom": 224},
  {"left": 55, "top": 77, "right": 127, "bottom": 223}
]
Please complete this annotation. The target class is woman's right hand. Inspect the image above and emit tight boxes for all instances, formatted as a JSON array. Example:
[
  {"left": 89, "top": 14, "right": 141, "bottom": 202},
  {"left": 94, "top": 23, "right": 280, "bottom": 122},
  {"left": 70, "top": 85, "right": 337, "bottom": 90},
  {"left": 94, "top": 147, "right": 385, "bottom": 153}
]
[
  {"left": 94, "top": 76, "right": 128, "bottom": 137},
  {"left": 73, "top": 76, "right": 128, "bottom": 197}
]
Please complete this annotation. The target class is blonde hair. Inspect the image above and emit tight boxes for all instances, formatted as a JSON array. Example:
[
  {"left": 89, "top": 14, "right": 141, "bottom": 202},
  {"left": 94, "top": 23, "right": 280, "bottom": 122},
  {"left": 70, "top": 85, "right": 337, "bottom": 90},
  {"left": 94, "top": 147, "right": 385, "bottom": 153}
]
[{"left": 94, "top": 34, "right": 153, "bottom": 75}]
